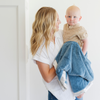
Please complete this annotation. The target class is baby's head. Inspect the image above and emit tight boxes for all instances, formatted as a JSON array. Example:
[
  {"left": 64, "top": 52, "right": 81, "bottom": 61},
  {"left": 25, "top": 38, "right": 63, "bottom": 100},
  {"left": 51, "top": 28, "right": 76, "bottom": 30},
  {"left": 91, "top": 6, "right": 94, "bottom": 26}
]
[{"left": 65, "top": 5, "right": 82, "bottom": 26}]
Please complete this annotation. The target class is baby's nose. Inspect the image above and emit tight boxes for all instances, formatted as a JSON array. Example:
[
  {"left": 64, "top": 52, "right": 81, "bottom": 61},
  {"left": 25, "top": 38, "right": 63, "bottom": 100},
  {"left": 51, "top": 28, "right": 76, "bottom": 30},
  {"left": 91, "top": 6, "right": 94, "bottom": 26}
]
[{"left": 70, "top": 17, "right": 74, "bottom": 20}]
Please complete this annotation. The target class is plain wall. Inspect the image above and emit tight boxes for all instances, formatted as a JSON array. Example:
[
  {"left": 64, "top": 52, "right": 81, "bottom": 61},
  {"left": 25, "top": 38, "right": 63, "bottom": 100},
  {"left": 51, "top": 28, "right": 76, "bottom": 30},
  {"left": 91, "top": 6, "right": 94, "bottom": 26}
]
[{"left": 28, "top": 0, "right": 100, "bottom": 100}]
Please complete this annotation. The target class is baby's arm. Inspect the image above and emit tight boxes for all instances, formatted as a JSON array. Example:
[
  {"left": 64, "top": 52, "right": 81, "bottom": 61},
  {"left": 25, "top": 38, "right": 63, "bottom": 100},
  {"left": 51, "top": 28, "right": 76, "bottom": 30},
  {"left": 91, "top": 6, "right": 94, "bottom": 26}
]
[{"left": 82, "top": 38, "right": 88, "bottom": 55}]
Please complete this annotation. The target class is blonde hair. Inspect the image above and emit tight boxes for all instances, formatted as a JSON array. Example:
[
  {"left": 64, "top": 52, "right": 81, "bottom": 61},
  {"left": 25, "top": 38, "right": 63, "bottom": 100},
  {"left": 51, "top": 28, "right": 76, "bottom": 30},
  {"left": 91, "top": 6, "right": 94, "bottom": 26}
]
[{"left": 30, "top": 7, "right": 57, "bottom": 56}]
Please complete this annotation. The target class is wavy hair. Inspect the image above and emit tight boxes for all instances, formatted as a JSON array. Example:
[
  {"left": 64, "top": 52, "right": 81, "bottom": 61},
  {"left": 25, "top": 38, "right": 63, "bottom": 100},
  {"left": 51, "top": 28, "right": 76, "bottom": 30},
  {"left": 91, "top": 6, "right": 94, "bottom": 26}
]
[{"left": 30, "top": 7, "right": 57, "bottom": 56}]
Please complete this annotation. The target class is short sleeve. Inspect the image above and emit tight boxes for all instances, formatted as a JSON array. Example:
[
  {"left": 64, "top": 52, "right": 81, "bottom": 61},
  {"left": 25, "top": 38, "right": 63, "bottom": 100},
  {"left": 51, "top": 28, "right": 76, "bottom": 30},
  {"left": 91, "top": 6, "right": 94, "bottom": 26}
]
[
  {"left": 32, "top": 45, "right": 50, "bottom": 65},
  {"left": 77, "top": 26, "right": 88, "bottom": 40}
]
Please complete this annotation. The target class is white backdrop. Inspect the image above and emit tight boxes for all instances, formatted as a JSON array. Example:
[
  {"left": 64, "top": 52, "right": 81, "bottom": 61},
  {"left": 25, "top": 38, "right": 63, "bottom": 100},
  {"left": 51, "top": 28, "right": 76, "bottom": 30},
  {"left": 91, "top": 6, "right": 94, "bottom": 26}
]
[{"left": 28, "top": 0, "right": 100, "bottom": 100}]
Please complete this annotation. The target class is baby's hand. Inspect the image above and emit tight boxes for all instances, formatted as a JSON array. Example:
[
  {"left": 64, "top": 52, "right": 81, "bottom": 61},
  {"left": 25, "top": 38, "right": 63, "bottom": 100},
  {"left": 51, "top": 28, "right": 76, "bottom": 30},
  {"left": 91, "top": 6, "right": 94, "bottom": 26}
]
[{"left": 77, "top": 93, "right": 84, "bottom": 98}]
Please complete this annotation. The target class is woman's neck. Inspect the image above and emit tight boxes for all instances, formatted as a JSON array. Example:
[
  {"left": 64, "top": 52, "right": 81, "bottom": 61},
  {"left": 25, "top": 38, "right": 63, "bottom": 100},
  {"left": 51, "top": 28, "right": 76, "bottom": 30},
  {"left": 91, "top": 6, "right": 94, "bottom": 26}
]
[
  {"left": 51, "top": 38, "right": 55, "bottom": 43},
  {"left": 50, "top": 32, "right": 55, "bottom": 43}
]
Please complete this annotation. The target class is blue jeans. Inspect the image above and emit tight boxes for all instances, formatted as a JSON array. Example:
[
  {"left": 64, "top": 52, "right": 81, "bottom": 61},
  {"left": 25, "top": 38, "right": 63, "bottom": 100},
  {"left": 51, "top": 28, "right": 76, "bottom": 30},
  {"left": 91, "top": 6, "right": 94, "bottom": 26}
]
[
  {"left": 48, "top": 91, "right": 83, "bottom": 100},
  {"left": 48, "top": 91, "right": 58, "bottom": 100}
]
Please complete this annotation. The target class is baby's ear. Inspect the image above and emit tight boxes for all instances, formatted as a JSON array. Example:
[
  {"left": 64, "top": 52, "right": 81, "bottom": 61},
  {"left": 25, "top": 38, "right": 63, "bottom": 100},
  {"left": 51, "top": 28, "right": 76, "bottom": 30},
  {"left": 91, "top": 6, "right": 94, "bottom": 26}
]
[
  {"left": 79, "top": 16, "right": 82, "bottom": 21},
  {"left": 65, "top": 15, "right": 66, "bottom": 18}
]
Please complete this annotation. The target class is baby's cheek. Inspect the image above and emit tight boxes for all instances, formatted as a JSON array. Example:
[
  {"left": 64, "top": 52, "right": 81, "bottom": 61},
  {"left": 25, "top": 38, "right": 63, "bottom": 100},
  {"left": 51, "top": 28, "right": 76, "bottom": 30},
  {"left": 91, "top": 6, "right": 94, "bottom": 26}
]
[{"left": 67, "top": 19, "right": 69, "bottom": 22}]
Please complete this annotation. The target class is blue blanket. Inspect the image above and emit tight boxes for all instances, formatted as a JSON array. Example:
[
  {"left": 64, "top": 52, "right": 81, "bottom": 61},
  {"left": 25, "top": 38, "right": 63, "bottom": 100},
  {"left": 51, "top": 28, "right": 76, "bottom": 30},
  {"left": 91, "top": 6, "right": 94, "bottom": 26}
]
[{"left": 53, "top": 41, "right": 94, "bottom": 96}]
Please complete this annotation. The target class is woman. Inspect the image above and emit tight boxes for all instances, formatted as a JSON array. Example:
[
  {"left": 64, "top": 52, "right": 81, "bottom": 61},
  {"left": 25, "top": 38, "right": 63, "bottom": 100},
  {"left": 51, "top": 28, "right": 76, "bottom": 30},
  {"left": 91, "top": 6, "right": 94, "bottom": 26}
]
[{"left": 30, "top": 7, "right": 83, "bottom": 100}]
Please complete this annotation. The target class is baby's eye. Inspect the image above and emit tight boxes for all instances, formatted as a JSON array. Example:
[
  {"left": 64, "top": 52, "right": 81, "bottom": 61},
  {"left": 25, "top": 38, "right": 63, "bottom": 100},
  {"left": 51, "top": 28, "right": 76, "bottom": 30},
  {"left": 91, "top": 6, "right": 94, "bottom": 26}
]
[
  {"left": 68, "top": 16, "right": 71, "bottom": 18},
  {"left": 74, "top": 16, "right": 76, "bottom": 18}
]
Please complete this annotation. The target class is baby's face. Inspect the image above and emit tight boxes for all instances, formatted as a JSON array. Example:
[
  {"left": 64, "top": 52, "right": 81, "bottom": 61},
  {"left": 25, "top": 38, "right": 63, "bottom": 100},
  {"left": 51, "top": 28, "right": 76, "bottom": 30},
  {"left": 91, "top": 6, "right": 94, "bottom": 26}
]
[{"left": 65, "top": 10, "right": 81, "bottom": 26}]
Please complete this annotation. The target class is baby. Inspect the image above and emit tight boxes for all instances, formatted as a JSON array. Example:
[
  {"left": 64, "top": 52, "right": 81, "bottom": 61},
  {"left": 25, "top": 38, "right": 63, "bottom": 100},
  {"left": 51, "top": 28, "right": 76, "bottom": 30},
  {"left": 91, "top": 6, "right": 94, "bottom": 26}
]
[
  {"left": 53, "top": 5, "right": 94, "bottom": 97},
  {"left": 63, "top": 5, "right": 87, "bottom": 55}
]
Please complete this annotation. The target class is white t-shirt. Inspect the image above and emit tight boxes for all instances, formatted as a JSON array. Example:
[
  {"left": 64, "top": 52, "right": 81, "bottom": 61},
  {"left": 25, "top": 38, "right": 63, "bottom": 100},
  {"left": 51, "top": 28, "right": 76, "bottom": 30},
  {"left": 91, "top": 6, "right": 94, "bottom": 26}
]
[{"left": 33, "top": 30, "right": 75, "bottom": 100}]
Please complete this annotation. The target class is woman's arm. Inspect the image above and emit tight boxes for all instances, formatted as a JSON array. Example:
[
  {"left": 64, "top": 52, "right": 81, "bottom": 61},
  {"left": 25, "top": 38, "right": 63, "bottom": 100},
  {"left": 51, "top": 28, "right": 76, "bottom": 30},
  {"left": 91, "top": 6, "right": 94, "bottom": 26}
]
[
  {"left": 36, "top": 61, "right": 56, "bottom": 83},
  {"left": 82, "top": 38, "right": 88, "bottom": 55}
]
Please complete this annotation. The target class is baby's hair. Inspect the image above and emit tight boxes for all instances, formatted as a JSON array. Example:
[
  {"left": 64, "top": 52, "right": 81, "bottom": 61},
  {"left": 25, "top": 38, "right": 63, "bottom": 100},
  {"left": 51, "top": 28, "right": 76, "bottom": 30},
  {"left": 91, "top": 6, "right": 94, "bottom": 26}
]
[{"left": 66, "top": 5, "right": 81, "bottom": 16}]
